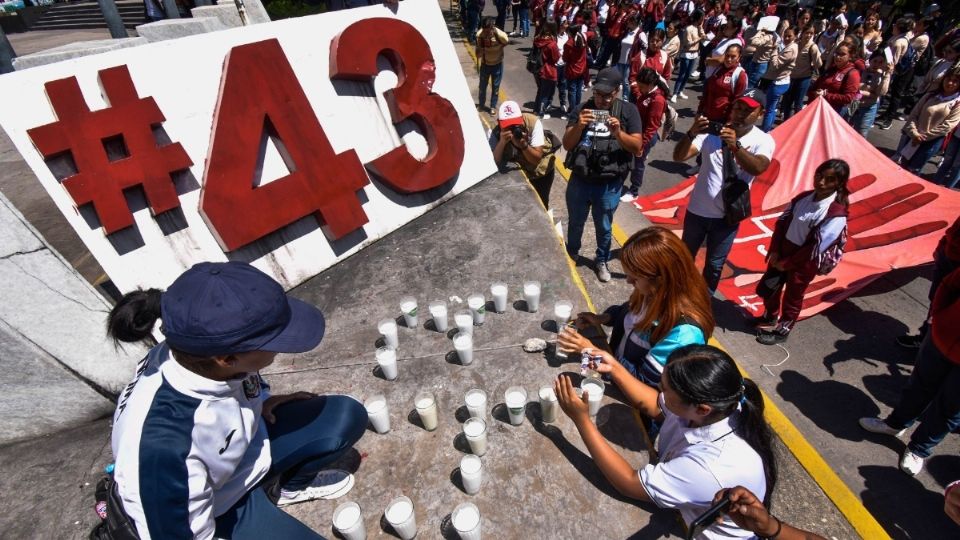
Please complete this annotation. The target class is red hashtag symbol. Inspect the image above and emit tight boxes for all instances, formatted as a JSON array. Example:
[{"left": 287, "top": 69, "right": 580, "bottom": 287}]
[{"left": 27, "top": 65, "right": 192, "bottom": 234}]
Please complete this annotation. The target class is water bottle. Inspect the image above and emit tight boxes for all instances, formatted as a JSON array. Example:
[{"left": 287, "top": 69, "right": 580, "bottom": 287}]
[{"left": 579, "top": 121, "right": 595, "bottom": 148}]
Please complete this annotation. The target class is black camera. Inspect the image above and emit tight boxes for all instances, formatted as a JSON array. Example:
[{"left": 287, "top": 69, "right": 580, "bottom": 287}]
[
  {"left": 707, "top": 121, "right": 725, "bottom": 136},
  {"left": 509, "top": 125, "right": 526, "bottom": 140}
]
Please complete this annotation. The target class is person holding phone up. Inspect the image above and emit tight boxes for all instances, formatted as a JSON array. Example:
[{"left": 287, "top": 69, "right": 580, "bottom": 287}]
[{"left": 710, "top": 486, "right": 827, "bottom": 540}]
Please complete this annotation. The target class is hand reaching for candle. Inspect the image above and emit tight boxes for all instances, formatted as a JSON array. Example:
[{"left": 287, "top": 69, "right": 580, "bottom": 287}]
[{"left": 557, "top": 325, "right": 593, "bottom": 353}]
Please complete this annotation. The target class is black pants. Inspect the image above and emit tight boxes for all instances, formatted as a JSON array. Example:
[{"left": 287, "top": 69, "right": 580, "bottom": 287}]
[
  {"left": 881, "top": 68, "right": 915, "bottom": 120},
  {"left": 528, "top": 167, "right": 556, "bottom": 209}
]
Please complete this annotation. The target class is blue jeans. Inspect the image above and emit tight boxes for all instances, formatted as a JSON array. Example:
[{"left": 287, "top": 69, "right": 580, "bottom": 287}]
[
  {"left": 681, "top": 211, "right": 740, "bottom": 295},
  {"left": 761, "top": 82, "right": 790, "bottom": 132},
  {"left": 625, "top": 133, "right": 659, "bottom": 195},
  {"left": 478, "top": 62, "right": 503, "bottom": 109},
  {"left": 519, "top": 7, "right": 530, "bottom": 36},
  {"left": 781, "top": 77, "right": 811, "bottom": 120},
  {"left": 885, "top": 336, "right": 960, "bottom": 458},
  {"left": 617, "top": 62, "right": 631, "bottom": 101},
  {"left": 214, "top": 396, "right": 367, "bottom": 539},
  {"left": 849, "top": 101, "right": 879, "bottom": 138},
  {"left": 466, "top": 8, "right": 480, "bottom": 44},
  {"left": 673, "top": 56, "right": 695, "bottom": 95},
  {"left": 535, "top": 78, "right": 557, "bottom": 115},
  {"left": 747, "top": 61, "right": 768, "bottom": 88},
  {"left": 934, "top": 135, "right": 960, "bottom": 188},
  {"left": 565, "top": 176, "right": 623, "bottom": 264},
  {"left": 897, "top": 134, "right": 945, "bottom": 173},
  {"left": 566, "top": 76, "right": 583, "bottom": 111}
]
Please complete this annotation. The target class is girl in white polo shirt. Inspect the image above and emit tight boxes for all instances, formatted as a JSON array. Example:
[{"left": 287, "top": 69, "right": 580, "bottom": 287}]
[{"left": 556, "top": 344, "right": 777, "bottom": 539}]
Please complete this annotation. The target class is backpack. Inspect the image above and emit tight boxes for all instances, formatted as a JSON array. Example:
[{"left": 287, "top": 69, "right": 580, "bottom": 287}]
[
  {"left": 564, "top": 99, "right": 634, "bottom": 183},
  {"left": 816, "top": 224, "right": 847, "bottom": 275},
  {"left": 661, "top": 102, "right": 679, "bottom": 139},
  {"left": 894, "top": 37, "right": 917, "bottom": 75},
  {"left": 912, "top": 39, "right": 934, "bottom": 76},
  {"left": 526, "top": 44, "right": 544, "bottom": 74}
]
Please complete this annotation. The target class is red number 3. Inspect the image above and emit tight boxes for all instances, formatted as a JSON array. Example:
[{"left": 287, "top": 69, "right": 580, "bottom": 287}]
[{"left": 330, "top": 18, "right": 465, "bottom": 193}]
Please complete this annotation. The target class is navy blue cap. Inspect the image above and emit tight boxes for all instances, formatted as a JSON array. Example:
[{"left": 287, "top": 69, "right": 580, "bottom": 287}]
[{"left": 160, "top": 261, "right": 325, "bottom": 357}]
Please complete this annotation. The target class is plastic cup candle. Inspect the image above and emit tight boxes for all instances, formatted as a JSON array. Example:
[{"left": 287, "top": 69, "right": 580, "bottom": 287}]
[
  {"left": 467, "top": 294, "right": 486, "bottom": 325},
  {"left": 378, "top": 318, "right": 399, "bottom": 349},
  {"left": 459, "top": 454, "right": 483, "bottom": 495},
  {"left": 464, "top": 389, "right": 487, "bottom": 419},
  {"left": 415, "top": 391, "right": 439, "bottom": 431},
  {"left": 490, "top": 282, "right": 508, "bottom": 313},
  {"left": 454, "top": 309, "right": 474, "bottom": 336},
  {"left": 364, "top": 395, "right": 391, "bottom": 434},
  {"left": 462, "top": 417, "right": 487, "bottom": 456},
  {"left": 504, "top": 386, "right": 528, "bottom": 426},
  {"left": 376, "top": 347, "right": 398, "bottom": 381},
  {"left": 523, "top": 280, "right": 541, "bottom": 312},
  {"left": 428, "top": 300, "right": 448, "bottom": 332},
  {"left": 385, "top": 496, "right": 417, "bottom": 540},
  {"left": 580, "top": 378, "right": 605, "bottom": 417},
  {"left": 332, "top": 501, "right": 366, "bottom": 540},
  {"left": 451, "top": 502, "right": 482, "bottom": 540},
  {"left": 554, "top": 300, "right": 573, "bottom": 326},
  {"left": 538, "top": 386, "right": 558, "bottom": 423},
  {"left": 453, "top": 332, "right": 474, "bottom": 365},
  {"left": 400, "top": 297, "right": 418, "bottom": 328}
]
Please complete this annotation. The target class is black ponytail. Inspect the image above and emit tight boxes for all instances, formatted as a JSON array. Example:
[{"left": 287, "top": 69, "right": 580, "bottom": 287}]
[
  {"left": 635, "top": 66, "right": 672, "bottom": 98},
  {"left": 665, "top": 345, "right": 779, "bottom": 506},
  {"left": 107, "top": 289, "right": 162, "bottom": 346}
]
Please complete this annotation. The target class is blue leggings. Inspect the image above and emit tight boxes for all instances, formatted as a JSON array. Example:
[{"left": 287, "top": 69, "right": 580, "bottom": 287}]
[{"left": 214, "top": 395, "right": 367, "bottom": 539}]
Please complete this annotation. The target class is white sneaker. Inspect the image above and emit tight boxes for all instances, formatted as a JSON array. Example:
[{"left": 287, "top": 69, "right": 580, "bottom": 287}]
[
  {"left": 679, "top": 92, "right": 689, "bottom": 100},
  {"left": 690, "top": 70, "right": 700, "bottom": 79},
  {"left": 277, "top": 470, "right": 355, "bottom": 506},
  {"left": 899, "top": 448, "right": 925, "bottom": 476},
  {"left": 669, "top": 95, "right": 678, "bottom": 103},
  {"left": 543, "top": 113, "right": 551, "bottom": 119},
  {"left": 858, "top": 417, "right": 905, "bottom": 438},
  {"left": 620, "top": 193, "right": 637, "bottom": 203}
]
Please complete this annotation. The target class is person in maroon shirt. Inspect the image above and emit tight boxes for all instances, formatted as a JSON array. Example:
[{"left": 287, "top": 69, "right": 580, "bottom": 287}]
[
  {"left": 621, "top": 67, "right": 670, "bottom": 202},
  {"left": 698, "top": 44, "right": 748, "bottom": 122},
  {"left": 628, "top": 28, "right": 673, "bottom": 102},
  {"left": 564, "top": 25, "right": 590, "bottom": 113},
  {"left": 807, "top": 43, "right": 861, "bottom": 116},
  {"left": 643, "top": 0, "right": 664, "bottom": 32},
  {"left": 534, "top": 22, "right": 563, "bottom": 117}
]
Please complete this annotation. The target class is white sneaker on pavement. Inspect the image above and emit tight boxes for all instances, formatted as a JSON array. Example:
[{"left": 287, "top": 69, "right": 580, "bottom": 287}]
[
  {"left": 679, "top": 92, "right": 689, "bottom": 100},
  {"left": 859, "top": 417, "right": 906, "bottom": 437},
  {"left": 620, "top": 193, "right": 637, "bottom": 203},
  {"left": 899, "top": 448, "right": 925, "bottom": 476},
  {"left": 277, "top": 470, "right": 355, "bottom": 506},
  {"left": 670, "top": 95, "right": 678, "bottom": 103}
]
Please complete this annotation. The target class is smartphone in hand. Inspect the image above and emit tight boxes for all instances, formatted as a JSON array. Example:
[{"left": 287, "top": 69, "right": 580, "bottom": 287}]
[{"left": 686, "top": 491, "right": 732, "bottom": 540}]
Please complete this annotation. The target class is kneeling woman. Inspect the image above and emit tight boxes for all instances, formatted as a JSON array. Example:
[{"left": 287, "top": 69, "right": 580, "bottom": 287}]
[
  {"left": 556, "top": 345, "right": 778, "bottom": 539},
  {"left": 558, "top": 226, "right": 714, "bottom": 387},
  {"left": 107, "top": 262, "right": 367, "bottom": 539}
]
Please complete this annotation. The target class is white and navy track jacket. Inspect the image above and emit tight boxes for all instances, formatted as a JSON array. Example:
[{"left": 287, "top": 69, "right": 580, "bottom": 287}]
[{"left": 111, "top": 342, "right": 272, "bottom": 539}]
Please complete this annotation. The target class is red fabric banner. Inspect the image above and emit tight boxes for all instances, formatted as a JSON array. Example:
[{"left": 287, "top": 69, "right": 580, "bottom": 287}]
[{"left": 635, "top": 97, "right": 960, "bottom": 319}]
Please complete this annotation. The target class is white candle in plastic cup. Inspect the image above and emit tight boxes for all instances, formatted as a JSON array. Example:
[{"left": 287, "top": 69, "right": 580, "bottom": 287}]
[
  {"left": 376, "top": 347, "right": 398, "bottom": 381},
  {"left": 580, "top": 378, "right": 605, "bottom": 417},
  {"left": 464, "top": 389, "right": 487, "bottom": 419},
  {"left": 555, "top": 325, "right": 573, "bottom": 360},
  {"left": 451, "top": 502, "right": 482, "bottom": 540},
  {"left": 523, "top": 280, "right": 541, "bottom": 313},
  {"left": 332, "top": 501, "right": 366, "bottom": 540},
  {"left": 462, "top": 417, "right": 487, "bottom": 456},
  {"left": 554, "top": 301, "right": 573, "bottom": 326},
  {"left": 385, "top": 496, "right": 417, "bottom": 540},
  {"left": 454, "top": 310, "right": 474, "bottom": 336},
  {"left": 428, "top": 300, "right": 448, "bottom": 332},
  {"left": 467, "top": 294, "right": 486, "bottom": 325},
  {"left": 365, "top": 395, "right": 390, "bottom": 434},
  {"left": 378, "top": 318, "right": 399, "bottom": 349},
  {"left": 504, "top": 386, "right": 527, "bottom": 426},
  {"left": 453, "top": 332, "right": 474, "bottom": 365},
  {"left": 415, "top": 391, "right": 439, "bottom": 431},
  {"left": 400, "top": 297, "right": 418, "bottom": 328},
  {"left": 538, "top": 386, "right": 558, "bottom": 423},
  {"left": 490, "top": 283, "right": 508, "bottom": 313},
  {"left": 459, "top": 454, "right": 483, "bottom": 495}
]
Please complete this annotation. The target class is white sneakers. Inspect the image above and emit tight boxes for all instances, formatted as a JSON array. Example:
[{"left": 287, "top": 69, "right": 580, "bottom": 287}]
[
  {"left": 620, "top": 193, "right": 637, "bottom": 203},
  {"left": 679, "top": 92, "right": 689, "bottom": 100},
  {"left": 277, "top": 469, "right": 355, "bottom": 507},
  {"left": 669, "top": 95, "right": 678, "bottom": 103},
  {"left": 900, "top": 448, "right": 925, "bottom": 476},
  {"left": 858, "top": 417, "right": 906, "bottom": 437}
]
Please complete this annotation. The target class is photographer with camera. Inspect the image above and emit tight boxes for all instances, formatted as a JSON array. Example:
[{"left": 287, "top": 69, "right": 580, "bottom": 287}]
[
  {"left": 672, "top": 89, "right": 775, "bottom": 296},
  {"left": 490, "top": 101, "right": 557, "bottom": 208},
  {"left": 562, "top": 67, "right": 644, "bottom": 282}
]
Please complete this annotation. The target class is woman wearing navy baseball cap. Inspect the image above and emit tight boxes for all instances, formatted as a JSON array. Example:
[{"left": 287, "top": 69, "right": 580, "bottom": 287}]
[{"left": 106, "top": 261, "right": 366, "bottom": 539}]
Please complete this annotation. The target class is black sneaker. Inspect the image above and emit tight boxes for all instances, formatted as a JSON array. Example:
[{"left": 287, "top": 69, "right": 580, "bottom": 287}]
[
  {"left": 877, "top": 119, "right": 893, "bottom": 130},
  {"left": 757, "top": 327, "right": 789, "bottom": 345},
  {"left": 895, "top": 334, "right": 924, "bottom": 349},
  {"left": 747, "top": 313, "right": 778, "bottom": 327}
]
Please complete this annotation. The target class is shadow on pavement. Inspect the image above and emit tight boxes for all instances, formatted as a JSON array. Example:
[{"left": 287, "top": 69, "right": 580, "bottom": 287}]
[
  {"left": 821, "top": 300, "right": 915, "bottom": 377},
  {"left": 859, "top": 464, "right": 958, "bottom": 540}
]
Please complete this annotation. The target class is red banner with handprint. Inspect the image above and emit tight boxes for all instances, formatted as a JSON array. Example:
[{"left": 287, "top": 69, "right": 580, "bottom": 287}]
[{"left": 635, "top": 97, "right": 959, "bottom": 319}]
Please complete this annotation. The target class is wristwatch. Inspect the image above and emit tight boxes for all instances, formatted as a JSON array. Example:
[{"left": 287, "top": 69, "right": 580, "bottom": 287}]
[{"left": 734, "top": 140, "right": 744, "bottom": 151}]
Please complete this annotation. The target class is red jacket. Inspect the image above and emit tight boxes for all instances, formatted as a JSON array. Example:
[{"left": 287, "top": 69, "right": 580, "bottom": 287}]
[
  {"left": 808, "top": 63, "right": 861, "bottom": 110},
  {"left": 937, "top": 215, "right": 960, "bottom": 263},
  {"left": 534, "top": 36, "right": 561, "bottom": 81},
  {"left": 698, "top": 64, "right": 748, "bottom": 121},
  {"left": 636, "top": 87, "right": 667, "bottom": 147},
  {"left": 563, "top": 37, "right": 588, "bottom": 79},
  {"left": 932, "top": 267, "right": 960, "bottom": 364},
  {"left": 644, "top": 0, "right": 664, "bottom": 21},
  {"left": 628, "top": 49, "right": 673, "bottom": 101},
  {"left": 769, "top": 190, "right": 848, "bottom": 272},
  {"left": 606, "top": 5, "right": 637, "bottom": 38}
]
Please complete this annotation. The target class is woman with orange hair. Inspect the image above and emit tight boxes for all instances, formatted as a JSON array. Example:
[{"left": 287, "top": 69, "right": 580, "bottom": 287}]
[{"left": 558, "top": 226, "right": 715, "bottom": 386}]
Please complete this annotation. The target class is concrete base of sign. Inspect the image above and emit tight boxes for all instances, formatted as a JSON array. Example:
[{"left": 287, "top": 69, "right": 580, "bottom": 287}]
[
  {"left": 11, "top": 37, "right": 147, "bottom": 70},
  {"left": 191, "top": 4, "right": 244, "bottom": 29},
  {"left": 241, "top": 0, "right": 271, "bottom": 24},
  {"left": 135, "top": 17, "right": 228, "bottom": 43}
]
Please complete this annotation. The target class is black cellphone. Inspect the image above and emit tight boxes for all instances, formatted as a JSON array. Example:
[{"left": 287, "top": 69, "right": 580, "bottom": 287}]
[
  {"left": 686, "top": 491, "right": 732, "bottom": 540},
  {"left": 707, "top": 121, "right": 725, "bottom": 136}
]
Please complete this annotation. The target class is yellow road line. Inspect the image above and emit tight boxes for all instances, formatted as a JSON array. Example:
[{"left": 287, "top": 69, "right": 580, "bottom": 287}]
[{"left": 459, "top": 29, "right": 887, "bottom": 539}]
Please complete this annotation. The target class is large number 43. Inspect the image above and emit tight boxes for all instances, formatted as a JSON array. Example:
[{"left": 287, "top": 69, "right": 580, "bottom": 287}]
[{"left": 200, "top": 18, "right": 465, "bottom": 251}]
